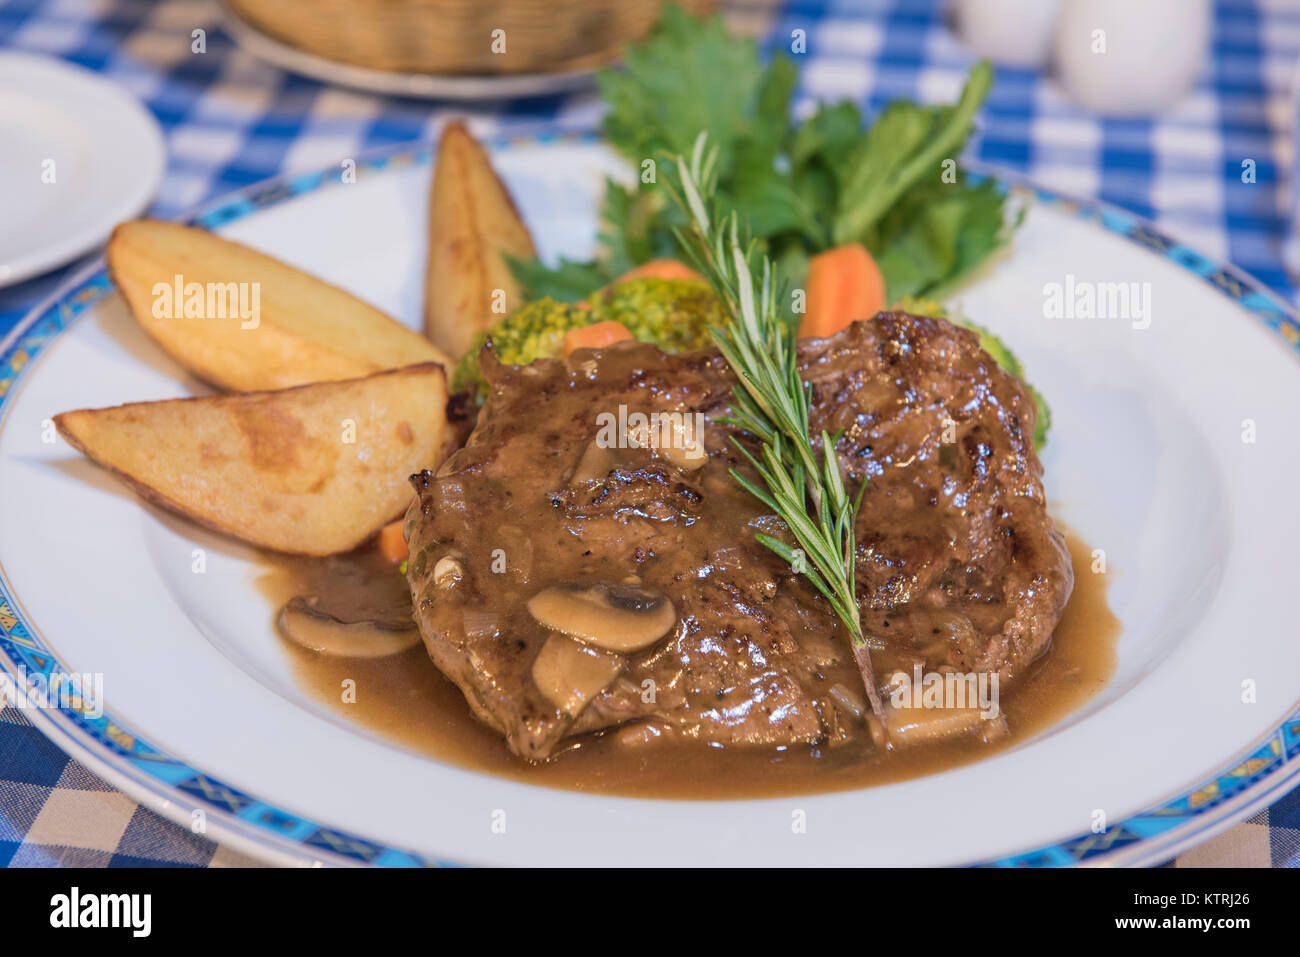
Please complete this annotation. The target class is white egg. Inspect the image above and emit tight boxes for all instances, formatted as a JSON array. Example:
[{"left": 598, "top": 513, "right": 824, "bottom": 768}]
[{"left": 1053, "top": 0, "right": 1210, "bottom": 116}]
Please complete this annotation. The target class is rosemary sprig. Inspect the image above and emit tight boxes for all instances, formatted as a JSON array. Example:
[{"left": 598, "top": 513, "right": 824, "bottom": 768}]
[{"left": 664, "top": 132, "right": 886, "bottom": 728}]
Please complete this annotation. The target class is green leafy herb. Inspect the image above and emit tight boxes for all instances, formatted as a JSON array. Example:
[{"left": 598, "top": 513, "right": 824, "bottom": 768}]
[
  {"left": 507, "top": 255, "right": 612, "bottom": 304},
  {"left": 599, "top": 5, "right": 771, "bottom": 169},
  {"left": 831, "top": 62, "right": 993, "bottom": 245},
  {"left": 505, "top": 4, "right": 1047, "bottom": 447},
  {"left": 664, "top": 133, "right": 886, "bottom": 727},
  {"left": 872, "top": 176, "right": 1008, "bottom": 303},
  {"left": 510, "top": 5, "right": 1009, "bottom": 312}
]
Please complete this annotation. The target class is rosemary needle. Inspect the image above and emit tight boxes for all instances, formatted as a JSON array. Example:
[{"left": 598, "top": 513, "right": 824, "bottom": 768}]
[{"left": 664, "top": 131, "right": 887, "bottom": 729}]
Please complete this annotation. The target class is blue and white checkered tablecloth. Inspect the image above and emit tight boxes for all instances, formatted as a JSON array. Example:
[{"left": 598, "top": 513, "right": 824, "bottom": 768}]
[{"left": 1, "top": 0, "right": 1299, "bottom": 867}]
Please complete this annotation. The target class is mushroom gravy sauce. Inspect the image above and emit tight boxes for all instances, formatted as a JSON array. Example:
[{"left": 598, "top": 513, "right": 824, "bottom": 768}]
[{"left": 257, "top": 530, "right": 1119, "bottom": 799}]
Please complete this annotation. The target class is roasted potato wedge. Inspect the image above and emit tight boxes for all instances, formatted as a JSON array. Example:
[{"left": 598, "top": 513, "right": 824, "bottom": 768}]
[
  {"left": 425, "top": 120, "right": 536, "bottom": 360},
  {"left": 108, "top": 220, "right": 451, "bottom": 392},
  {"left": 55, "top": 364, "right": 448, "bottom": 556}
]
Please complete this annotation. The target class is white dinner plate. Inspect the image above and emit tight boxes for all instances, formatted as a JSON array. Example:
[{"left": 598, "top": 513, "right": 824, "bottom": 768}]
[
  {"left": 0, "top": 52, "right": 165, "bottom": 288},
  {"left": 1, "top": 134, "right": 1298, "bottom": 867}
]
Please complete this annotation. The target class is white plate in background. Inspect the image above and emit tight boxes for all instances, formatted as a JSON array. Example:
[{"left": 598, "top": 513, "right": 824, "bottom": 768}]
[{"left": 0, "top": 52, "right": 165, "bottom": 288}]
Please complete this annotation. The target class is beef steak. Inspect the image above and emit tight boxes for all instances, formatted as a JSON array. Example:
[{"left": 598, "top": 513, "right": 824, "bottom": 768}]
[{"left": 406, "top": 313, "right": 1073, "bottom": 760}]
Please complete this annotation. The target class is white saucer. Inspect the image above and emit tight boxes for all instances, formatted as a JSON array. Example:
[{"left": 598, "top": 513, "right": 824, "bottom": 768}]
[{"left": 0, "top": 52, "right": 165, "bottom": 289}]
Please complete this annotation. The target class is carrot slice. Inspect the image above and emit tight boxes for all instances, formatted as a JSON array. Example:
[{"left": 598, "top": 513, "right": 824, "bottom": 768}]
[
  {"left": 798, "top": 243, "right": 886, "bottom": 339},
  {"left": 612, "top": 258, "right": 704, "bottom": 285},
  {"left": 377, "top": 519, "right": 408, "bottom": 563},
  {"left": 563, "top": 320, "right": 634, "bottom": 356}
]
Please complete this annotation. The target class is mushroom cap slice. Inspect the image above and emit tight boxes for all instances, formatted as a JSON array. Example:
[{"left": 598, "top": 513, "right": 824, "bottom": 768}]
[
  {"left": 526, "top": 583, "right": 676, "bottom": 653},
  {"left": 531, "top": 635, "right": 624, "bottom": 716},
  {"left": 278, "top": 597, "right": 420, "bottom": 658}
]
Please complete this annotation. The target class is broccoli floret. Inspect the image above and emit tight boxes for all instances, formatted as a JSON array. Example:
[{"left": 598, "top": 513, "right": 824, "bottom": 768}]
[
  {"left": 454, "top": 278, "right": 723, "bottom": 403},
  {"left": 592, "top": 278, "right": 722, "bottom": 353},
  {"left": 452, "top": 298, "right": 590, "bottom": 399},
  {"left": 895, "top": 295, "right": 1051, "bottom": 448}
]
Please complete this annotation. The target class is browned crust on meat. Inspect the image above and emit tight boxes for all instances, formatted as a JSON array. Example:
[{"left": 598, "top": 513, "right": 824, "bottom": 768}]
[{"left": 407, "top": 314, "right": 1072, "bottom": 760}]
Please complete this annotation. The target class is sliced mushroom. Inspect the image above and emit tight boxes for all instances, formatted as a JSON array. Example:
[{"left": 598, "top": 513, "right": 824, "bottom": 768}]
[
  {"left": 867, "top": 702, "right": 1008, "bottom": 749},
  {"left": 526, "top": 583, "right": 676, "bottom": 653},
  {"left": 531, "top": 634, "right": 624, "bottom": 715},
  {"left": 278, "top": 596, "right": 420, "bottom": 658}
]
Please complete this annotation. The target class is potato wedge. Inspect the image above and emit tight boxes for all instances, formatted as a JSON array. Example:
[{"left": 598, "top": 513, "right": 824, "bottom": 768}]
[
  {"left": 55, "top": 364, "right": 448, "bottom": 556},
  {"left": 108, "top": 220, "right": 451, "bottom": 392},
  {"left": 425, "top": 121, "right": 536, "bottom": 360}
]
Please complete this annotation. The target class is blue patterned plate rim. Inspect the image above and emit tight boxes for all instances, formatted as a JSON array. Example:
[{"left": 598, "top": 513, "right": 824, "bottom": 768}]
[{"left": 0, "top": 133, "right": 1297, "bottom": 868}]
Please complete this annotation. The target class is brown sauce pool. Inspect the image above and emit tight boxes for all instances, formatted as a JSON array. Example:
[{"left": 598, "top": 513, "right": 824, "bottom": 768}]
[{"left": 257, "top": 532, "right": 1118, "bottom": 799}]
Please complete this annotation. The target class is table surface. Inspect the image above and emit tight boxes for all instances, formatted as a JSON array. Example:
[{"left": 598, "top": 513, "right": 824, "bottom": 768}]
[{"left": 1, "top": 0, "right": 1298, "bottom": 868}]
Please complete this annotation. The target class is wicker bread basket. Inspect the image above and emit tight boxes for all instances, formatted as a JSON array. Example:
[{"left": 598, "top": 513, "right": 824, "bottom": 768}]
[{"left": 226, "top": 0, "right": 718, "bottom": 76}]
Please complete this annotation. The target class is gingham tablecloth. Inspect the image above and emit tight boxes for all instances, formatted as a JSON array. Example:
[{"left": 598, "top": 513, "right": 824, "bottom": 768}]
[{"left": 1, "top": 0, "right": 1298, "bottom": 868}]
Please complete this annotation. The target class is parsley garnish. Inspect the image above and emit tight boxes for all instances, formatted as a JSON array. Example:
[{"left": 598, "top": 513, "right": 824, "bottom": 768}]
[{"left": 510, "top": 5, "right": 1008, "bottom": 309}]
